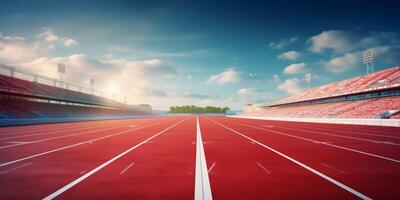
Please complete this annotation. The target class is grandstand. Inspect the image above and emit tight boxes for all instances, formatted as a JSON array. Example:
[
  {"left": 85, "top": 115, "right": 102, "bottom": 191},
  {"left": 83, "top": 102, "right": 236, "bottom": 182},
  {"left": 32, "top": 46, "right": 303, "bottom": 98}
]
[
  {"left": 0, "top": 64, "right": 152, "bottom": 121},
  {"left": 243, "top": 66, "right": 400, "bottom": 119}
]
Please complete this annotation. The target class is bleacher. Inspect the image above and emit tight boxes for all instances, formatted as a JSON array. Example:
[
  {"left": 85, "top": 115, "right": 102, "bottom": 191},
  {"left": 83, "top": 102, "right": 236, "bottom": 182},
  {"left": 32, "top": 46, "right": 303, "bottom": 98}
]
[
  {"left": 270, "top": 66, "right": 400, "bottom": 106},
  {"left": 0, "top": 74, "right": 123, "bottom": 108},
  {"left": 0, "top": 68, "right": 153, "bottom": 120},
  {"left": 0, "top": 99, "right": 149, "bottom": 119},
  {"left": 244, "top": 66, "right": 400, "bottom": 119}
]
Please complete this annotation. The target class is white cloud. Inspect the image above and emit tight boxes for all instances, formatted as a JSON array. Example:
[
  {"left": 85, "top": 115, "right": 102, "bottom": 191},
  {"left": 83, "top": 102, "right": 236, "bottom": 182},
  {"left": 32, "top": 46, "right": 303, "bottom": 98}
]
[
  {"left": 206, "top": 68, "right": 241, "bottom": 84},
  {"left": 278, "top": 78, "right": 305, "bottom": 95},
  {"left": 284, "top": 63, "right": 307, "bottom": 74},
  {"left": 64, "top": 39, "right": 78, "bottom": 46},
  {"left": 307, "top": 30, "right": 399, "bottom": 53},
  {"left": 18, "top": 54, "right": 180, "bottom": 106},
  {"left": 237, "top": 88, "right": 257, "bottom": 96},
  {"left": 38, "top": 27, "right": 78, "bottom": 48},
  {"left": 237, "top": 88, "right": 274, "bottom": 102},
  {"left": 268, "top": 37, "right": 298, "bottom": 49},
  {"left": 278, "top": 50, "right": 301, "bottom": 60},
  {"left": 373, "top": 45, "right": 400, "bottom": 65},
  {"left": 0, "top": 34, "right": 40, "bottom": 64},
  {"left": 322, "top": 53, "right": 360, "bottom": 73},
  {"left": 322, "top": 45, "right": 400, "bottom": 73},
  {"left": 37, "top": 28, "right": 59, "bottom": 42}
]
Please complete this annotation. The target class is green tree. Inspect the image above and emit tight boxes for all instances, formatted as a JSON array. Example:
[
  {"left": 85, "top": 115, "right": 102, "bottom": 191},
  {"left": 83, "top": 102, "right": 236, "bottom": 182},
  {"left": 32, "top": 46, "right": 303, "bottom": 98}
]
[{"left": 168, "top": 105, "right": 230, "bottom": 114}]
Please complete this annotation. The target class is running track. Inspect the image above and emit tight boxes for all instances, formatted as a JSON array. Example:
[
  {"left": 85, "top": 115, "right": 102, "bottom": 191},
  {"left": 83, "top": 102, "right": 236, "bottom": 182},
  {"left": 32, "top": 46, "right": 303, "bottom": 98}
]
[{"left": 0, "top": 116, "right": 399, "bottom": 199}]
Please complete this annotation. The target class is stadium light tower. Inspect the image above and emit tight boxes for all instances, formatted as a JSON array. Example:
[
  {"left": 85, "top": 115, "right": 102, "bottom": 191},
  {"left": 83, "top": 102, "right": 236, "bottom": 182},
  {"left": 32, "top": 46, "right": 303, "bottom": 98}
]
[
  {"left": 58, "top": 64, "right": 66, "bottom": 88},
  {"left": 363, "top": 48, "right": 375, "bottom": 74},
  {"left": 90, "top": 78, "right": 95, "bottom": 95}
]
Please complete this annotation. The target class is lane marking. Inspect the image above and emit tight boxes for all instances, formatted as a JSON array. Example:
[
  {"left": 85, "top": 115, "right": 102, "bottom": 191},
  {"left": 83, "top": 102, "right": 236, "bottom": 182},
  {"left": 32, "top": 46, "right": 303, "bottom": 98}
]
[
  {"left": 273, "top": 126, "right": 400, "bottom": 147},
  {"left": 0, "top": 162, "right": 32, "bottom": 175},
  {"left": 79, "top": 171, "right": 86, "bottom": 174},
  {"left": 195, "top": 116, "right": 213, "bottom": 200},
  {"left": 312, "top": 141, "right": 331, "bottom": 145},
  {"left": 208, "top": 162, "right": 216, "bottom": 173},
  {"left": 230, "top": 117, "right": 400, "bottom": 139},
  {"left": 43, "top": 119, "right": 185, "bottom": 200},
  {"left": 304, "top": 126, "right": 400, "bottom": 139},
  {"left": 0, "top": 118, "right": 143, "bottom": 136},
  {"left": 256, "top": 162, "right": 271, "bottom": 174},
  {"left": 209, "top": 118, "right": 372, "bottom": 200},
  {"left": 0, "top": 120, "right": 168, "bottom": 168},
  {"left": 320, "top": 162, "right": 347, "bottom": 174},
  {"left": 0, "top": 119, "right": 128, "bottom": 136},
  {"left": 0, "top": 124, "right": 96, "bottom": 136},
  {"left": 120, "top": 162, "right": 135, "bottom": 175},
  {"left": 0, "top": 124, "right": 107, "bottom": 141},
  {"left": 7, "top": 141, "right": 35, "bottom": 144},
  {"left": 0, "top": 126, "right": 128, "bottom": 149},
  {"left": 235, "top": 121, "right": 400, "bottom": 164}
]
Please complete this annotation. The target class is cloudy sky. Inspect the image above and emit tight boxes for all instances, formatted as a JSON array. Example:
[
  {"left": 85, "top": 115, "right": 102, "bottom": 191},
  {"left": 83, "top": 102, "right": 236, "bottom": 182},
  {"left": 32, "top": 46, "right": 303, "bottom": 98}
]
[{"left": 0, "top": 0, "right": 399, "bottom": 110}]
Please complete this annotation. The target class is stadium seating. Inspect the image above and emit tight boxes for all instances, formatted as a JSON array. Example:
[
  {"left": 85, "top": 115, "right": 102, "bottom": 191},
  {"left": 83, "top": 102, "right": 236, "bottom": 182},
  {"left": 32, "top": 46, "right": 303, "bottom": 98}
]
[
  {"left": 247, "top": 97, "right": 399, "bottom": 118},
  {"left": 0, "top": 74, "right": 124, "bottom": 108},
  {"left": 244, "top": 67, "right": 400, "bottom": 119},
  {"left": 0, "top": 99, "right": 150, "bottom": 119},
  {"left": 0, "top": 74, "right": 153, "bottom": 120},
  {"left": 270, "top": 66, "right": 400, "bottom": 106}
]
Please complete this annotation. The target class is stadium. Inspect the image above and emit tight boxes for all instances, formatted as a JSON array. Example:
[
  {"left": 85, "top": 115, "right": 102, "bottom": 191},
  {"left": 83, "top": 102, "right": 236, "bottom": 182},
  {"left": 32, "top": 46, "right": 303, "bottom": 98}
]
[
  {"left": 242, "top": 66, "right": 400, "bottom": 123},
  {"left": 1, "top": 1, "right": 400, "bottom": 200}
]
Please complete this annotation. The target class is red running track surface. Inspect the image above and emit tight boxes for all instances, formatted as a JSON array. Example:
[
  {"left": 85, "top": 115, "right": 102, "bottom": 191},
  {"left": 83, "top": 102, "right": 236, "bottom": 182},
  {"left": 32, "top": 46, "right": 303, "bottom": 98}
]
[{"left": 0, "top": 116, "right": 399, "bottom": 199}]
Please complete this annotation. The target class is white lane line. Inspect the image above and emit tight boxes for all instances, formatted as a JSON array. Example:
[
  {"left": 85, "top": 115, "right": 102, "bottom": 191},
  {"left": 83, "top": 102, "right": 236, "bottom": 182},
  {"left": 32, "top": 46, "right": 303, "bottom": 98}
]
[
  {"left": 120, "top": 162, "right": 135, "bottom": 175},
  {"left": 256, "top": 162, "right": 271, "bottom": 174},
  {"left": 209, "top": 118, "right": 372, "bottom": 200},
  {"left": 320, "top": 162, "right": 347, "bottom": 174},
  {"left": 0, "top": 120, "right": 167, "bottom": 168},
  {"left": 0, "top": 124, "right": 92, "bottom": 136},
  {"left": 195, "top": 116, "right": 213, "bottom": 200},
  {"left": 0, "top": 120, "right": 122, "bottom": 136},
  {"left": 0, "top": 125, "right": 105, "bottom": 141},
  {"left": 0, "top": 126, "right": 127, "bottom": 149},
  {"left": 0, "top": 162, "right": 32, "bottom": 175},
  {"left": 274, "top": 126, "right": 400, "bottom": 147},
  {"left": 208, "top": 162, "right": 216, "bottom": 173},
  {"left": 235, "top": 121, "right": 400, "bottom": 164},
  {"left": 305, "top": 126, "right": 400, "bottom": 139},
  {"left": 42, "top": 119, "right": 185, "bottom": 200},
  {"left": 7, "top": 141, "right": 35, "bottom": 144}
]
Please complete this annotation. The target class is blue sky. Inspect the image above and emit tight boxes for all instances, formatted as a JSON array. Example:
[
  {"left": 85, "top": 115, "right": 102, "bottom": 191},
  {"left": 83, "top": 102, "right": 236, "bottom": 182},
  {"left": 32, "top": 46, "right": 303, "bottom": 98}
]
[{"left": 0, "top": 0, "right": 399, "bottom": 110}]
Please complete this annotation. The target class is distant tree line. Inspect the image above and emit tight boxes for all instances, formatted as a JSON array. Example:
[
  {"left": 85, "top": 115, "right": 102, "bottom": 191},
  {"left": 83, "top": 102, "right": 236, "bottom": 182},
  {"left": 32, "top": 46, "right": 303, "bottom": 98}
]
[{"left": 169, "top": 105, "right": 230, "bottom": 114}]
